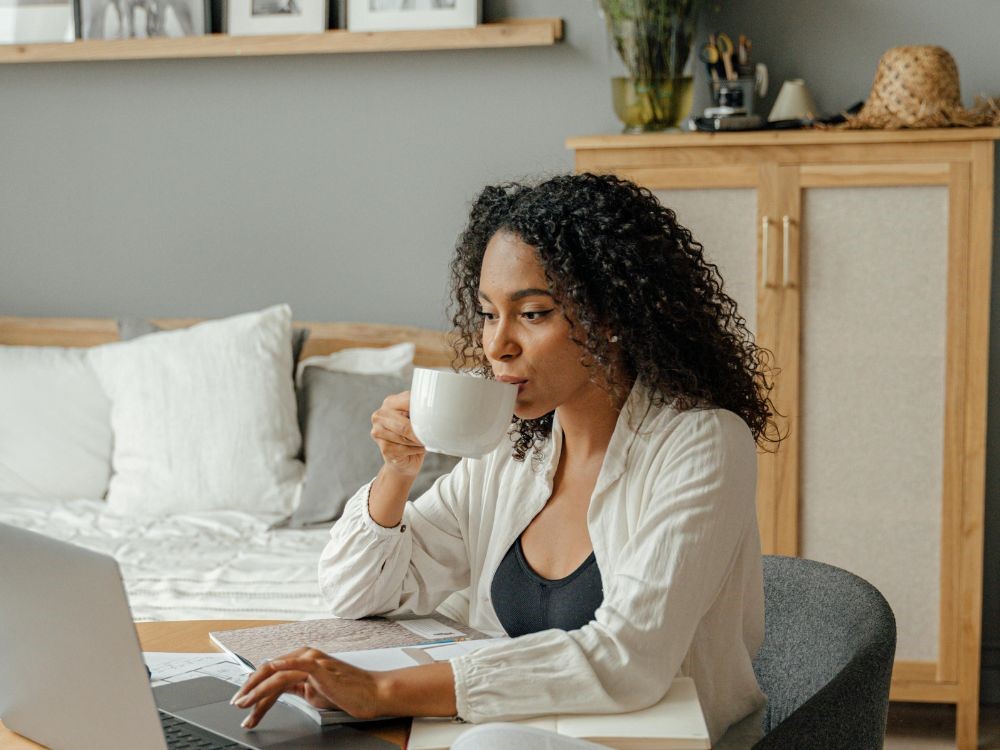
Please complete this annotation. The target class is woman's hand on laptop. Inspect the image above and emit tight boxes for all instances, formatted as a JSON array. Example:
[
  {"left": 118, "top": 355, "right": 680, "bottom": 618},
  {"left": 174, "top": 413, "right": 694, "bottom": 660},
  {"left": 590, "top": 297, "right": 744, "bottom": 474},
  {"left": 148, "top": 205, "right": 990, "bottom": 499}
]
[
  {"left": 230, "top": 646, "right": 458, "bottom": 729},
  {"left": 231, "top": 647, "right": 376, "bottom": 728}
]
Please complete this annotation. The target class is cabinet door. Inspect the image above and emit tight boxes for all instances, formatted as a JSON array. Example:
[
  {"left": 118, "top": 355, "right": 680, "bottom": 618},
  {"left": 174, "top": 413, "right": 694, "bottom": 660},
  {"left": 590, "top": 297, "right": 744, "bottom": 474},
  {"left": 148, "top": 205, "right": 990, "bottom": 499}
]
[
  {"left": 798, "top": 182, "right": 949, "bottom": 668},
  {"left": 785, "top": 160, "right": 983, "bottom": 701}
]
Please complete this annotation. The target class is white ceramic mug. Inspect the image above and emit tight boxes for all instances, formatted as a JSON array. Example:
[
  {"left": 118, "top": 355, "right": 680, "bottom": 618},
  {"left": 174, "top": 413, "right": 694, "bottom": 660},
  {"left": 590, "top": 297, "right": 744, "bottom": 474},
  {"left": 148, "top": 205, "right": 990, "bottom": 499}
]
[{"left": 409, "top": 368, "right": 517, "bottom": 459}]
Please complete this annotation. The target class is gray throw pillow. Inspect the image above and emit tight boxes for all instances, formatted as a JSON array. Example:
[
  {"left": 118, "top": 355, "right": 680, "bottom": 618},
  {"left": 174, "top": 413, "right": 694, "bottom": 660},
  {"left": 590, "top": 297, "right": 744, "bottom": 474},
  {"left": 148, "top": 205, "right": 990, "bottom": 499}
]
[
  {"left": 290, "top": 367, "right": 459, "bottom": 528},
  {"left": 117, "top": 316, "right": 310, "bottom": 372}
]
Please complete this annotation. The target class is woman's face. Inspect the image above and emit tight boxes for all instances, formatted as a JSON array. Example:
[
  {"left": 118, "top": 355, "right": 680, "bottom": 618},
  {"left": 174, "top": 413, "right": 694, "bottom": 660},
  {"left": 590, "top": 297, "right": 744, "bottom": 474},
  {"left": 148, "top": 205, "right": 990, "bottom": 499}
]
[{"left": 478, "top": 231, "right": 600, "bottom": 420}]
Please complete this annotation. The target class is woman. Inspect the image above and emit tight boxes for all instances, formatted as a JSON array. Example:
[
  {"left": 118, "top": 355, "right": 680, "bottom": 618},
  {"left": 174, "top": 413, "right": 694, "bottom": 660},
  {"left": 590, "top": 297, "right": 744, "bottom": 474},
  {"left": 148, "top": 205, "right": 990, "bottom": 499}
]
[{"left": 233, "top": 173, "right": 779, "bottom": 747}]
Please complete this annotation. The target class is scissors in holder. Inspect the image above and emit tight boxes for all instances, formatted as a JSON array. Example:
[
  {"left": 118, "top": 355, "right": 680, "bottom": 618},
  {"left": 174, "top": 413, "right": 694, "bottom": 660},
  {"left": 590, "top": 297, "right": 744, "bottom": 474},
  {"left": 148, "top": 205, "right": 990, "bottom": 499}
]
[
  {"left": 699, "top": 38, "right": 721, "bottom": 82},
  {"left": 715, "top": 32, "right": 736, "bottom": 80}
]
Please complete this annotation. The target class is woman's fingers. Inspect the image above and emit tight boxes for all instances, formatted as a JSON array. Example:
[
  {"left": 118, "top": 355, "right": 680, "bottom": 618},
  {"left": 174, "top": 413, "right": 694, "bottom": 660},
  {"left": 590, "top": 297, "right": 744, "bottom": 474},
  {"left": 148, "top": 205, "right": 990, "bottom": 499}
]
[
  {"left": 370, "top": 391, "right": 426, "bottom": 475},
  {"left": 381, "top": 390, "right": 411, "bottom": 413},
  {"left": 242, "top": 692, "right": 283, "bottom": 730},
  {"left": 234, "top": 652, "right": 379, "bottom": 725},
  {"left": 371, "top": 425, "right": 424, "bottom": 454},
  {"left": 269, "top": 655, "right": 323, "bottom": 672},
  {"left": 235, "top": 670, "right": 309, "bottom": 728},
  {"left": 232, "top": 648, "right": 312, "bottom": 702},
  {"left": 372, "top": 392, "right": 423, "bottom": 445},
  {"left": 273, "top": 655, "right": 379, "bottom": 719},
  {"left": 234, "top": 667, "right": 309, "bottom": 708},
  {"left": 371, "top": 411, "right": 423, "bottom": 447}
]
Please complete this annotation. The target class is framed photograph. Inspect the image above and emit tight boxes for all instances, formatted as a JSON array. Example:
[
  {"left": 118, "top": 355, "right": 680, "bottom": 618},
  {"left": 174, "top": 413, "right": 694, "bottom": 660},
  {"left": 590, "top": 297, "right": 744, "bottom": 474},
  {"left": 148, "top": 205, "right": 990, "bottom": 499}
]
[
  {"left": 347, "top": 0, "right": 478, "bottom": 32},
  {"left": 227, "top": 0, "right": 326, "bottom": 35},
  {"left": 0, "top": 0, "right": 74, "bottom": 43},
  {"left": 80, "top": 0, "right": 207, "bottom": 38}
]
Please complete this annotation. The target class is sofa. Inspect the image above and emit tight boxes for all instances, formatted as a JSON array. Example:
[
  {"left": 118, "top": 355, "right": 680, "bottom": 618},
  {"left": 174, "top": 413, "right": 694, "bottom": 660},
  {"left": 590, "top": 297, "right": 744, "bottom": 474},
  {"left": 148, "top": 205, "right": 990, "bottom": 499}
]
[{"left": 0, "top": 305, "right": 458, "bottom": 622}]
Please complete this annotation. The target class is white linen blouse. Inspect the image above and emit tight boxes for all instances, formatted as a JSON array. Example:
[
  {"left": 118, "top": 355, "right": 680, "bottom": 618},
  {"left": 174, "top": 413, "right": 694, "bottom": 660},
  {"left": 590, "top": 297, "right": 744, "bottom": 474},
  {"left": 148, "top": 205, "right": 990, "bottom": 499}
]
[{"left": 318, "top": 383, "right": 767, "bottom": 745}]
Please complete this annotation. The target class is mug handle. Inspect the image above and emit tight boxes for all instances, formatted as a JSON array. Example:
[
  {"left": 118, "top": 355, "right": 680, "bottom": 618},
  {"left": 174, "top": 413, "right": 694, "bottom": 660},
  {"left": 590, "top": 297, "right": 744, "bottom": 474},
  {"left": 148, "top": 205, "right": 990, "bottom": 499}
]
[{"left": 755, "top": 63, "right": 769, "bottom": 98}]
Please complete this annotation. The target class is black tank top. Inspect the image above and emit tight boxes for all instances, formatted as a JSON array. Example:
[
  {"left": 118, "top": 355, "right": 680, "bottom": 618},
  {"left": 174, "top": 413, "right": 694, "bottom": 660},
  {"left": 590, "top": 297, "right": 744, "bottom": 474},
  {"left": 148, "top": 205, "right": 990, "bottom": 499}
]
[{"left": 490, "top": 536, "right": 603, "bottom": 638}]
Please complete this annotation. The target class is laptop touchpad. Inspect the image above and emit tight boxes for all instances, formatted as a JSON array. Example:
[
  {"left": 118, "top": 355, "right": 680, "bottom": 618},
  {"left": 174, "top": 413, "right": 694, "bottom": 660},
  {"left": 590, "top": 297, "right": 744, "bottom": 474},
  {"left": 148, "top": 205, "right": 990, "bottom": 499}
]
[
  {"left": 174, "top": 697, "right": 395, "bottom": 749},
  {"left": 154, "top": 676, "right": 238, "bottom": 712}
]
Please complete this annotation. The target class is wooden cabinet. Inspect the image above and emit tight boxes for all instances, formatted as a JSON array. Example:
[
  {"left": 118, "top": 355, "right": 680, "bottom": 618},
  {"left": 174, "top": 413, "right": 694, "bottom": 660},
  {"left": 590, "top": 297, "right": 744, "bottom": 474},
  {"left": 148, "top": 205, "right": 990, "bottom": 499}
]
[{"left": 567, "top": 128, "right": 1000, "bottom": 750}]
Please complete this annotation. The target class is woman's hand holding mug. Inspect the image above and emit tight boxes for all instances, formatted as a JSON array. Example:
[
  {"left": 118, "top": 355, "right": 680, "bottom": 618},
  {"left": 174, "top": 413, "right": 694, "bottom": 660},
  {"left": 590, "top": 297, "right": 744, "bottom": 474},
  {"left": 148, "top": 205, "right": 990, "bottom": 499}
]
[{"left": 370, "top": 391, "right": 426, "bottom": 477}]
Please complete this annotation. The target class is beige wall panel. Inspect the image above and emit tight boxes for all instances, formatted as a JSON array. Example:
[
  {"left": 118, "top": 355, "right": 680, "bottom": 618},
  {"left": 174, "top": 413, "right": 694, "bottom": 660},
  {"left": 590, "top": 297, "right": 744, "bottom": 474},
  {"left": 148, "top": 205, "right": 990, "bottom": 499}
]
[
  {"left": 800, "top": 186, "right": 948, "bottom": 662},
  {"left": 651, "top": 189, "right": 758, "bottom": 332}
]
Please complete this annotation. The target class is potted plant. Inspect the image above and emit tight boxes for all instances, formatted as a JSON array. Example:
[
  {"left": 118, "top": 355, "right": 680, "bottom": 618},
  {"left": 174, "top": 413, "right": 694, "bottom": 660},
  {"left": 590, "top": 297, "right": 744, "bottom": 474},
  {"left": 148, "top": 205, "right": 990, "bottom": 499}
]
[{"left": 599, "top": 0, "right": 705, "bottom": 132}]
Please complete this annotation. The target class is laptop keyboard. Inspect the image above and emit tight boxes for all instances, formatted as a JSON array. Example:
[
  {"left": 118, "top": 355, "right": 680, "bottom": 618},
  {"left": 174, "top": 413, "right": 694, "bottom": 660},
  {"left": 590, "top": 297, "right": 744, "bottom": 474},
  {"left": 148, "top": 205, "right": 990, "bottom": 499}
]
[{"left": 159, "top": 711, "right": 243, "bottom": 750}]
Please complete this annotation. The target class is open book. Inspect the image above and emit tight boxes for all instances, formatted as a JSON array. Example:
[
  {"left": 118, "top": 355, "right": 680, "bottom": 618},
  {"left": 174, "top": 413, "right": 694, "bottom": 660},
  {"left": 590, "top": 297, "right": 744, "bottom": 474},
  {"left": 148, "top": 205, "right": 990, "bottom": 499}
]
[
  {"left": 408, "top": 677, "right": 710, "bottom": 750},
  {"left": 209, "top": 616, "right": 500, "bottom": 726}
]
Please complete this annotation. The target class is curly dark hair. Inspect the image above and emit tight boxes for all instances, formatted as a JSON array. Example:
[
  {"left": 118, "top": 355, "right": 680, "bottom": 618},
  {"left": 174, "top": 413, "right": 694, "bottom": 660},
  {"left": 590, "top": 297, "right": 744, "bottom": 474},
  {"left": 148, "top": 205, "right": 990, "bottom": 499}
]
[{"left": 448, "top": 172, "right": 781, "bottom": 461}]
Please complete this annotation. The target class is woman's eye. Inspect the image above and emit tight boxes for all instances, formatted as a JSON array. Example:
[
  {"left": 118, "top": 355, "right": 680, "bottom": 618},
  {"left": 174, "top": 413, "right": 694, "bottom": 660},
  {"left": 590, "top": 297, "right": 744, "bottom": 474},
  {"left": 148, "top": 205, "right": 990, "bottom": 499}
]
[
  {"left": 476, "top": 309, "right": 496, "bottom": 322},
  {"left": 522, "top": 310, "right": 553, "bottom": 321}
]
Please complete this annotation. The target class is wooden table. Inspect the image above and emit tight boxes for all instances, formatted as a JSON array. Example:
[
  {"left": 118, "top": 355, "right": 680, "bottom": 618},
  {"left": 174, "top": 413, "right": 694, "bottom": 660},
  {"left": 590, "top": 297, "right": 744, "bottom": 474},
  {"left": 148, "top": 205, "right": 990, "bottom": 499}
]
[{"left": 0, "top": 620, "right": 409, "bottom": 749}]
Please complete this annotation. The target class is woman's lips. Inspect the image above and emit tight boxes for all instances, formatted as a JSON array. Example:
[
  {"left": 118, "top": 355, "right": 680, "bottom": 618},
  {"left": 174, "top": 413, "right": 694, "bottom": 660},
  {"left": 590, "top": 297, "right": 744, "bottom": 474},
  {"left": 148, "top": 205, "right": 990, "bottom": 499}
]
[{"left": 496, "top": 376, "right": 528, "bottom": 394}]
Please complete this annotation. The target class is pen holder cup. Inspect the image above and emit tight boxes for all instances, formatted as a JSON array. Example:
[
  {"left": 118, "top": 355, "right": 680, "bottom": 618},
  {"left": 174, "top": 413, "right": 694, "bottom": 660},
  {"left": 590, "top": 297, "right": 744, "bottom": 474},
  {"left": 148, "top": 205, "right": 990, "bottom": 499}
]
[
  {"left": 709, "top": 77, "right": 758, "bottom": 115},
  {"left": 707, "top": 63, "right": 768, "bottom": 116}
]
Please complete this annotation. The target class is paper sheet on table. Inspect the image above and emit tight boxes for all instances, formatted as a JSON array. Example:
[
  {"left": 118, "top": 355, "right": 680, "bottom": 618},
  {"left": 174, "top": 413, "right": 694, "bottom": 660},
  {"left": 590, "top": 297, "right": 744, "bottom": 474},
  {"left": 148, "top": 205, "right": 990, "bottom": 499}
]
[
  {"left": 394, "top": 618, "right": 465, "bottom": 640},
  {"left": 143, "top": 652, "right": 248, "bottom": 688}
]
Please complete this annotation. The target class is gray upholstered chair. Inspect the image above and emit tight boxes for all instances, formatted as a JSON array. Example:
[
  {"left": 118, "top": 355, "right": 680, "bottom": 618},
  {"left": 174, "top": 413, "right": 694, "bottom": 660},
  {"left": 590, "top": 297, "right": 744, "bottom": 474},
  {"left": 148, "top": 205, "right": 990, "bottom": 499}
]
[{"left": 752, "top": 555, "right": 896, "bottom": 749}]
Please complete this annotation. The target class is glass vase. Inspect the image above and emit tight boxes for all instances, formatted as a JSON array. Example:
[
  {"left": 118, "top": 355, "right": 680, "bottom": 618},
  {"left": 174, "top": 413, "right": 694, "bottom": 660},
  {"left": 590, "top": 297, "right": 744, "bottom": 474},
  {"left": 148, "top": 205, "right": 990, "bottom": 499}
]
[
  {"left": 612, "top": 75, "right": 694, "bottom": 132},
  {"left": 601, "top": 1, "right": 700, "bottom": 132}
]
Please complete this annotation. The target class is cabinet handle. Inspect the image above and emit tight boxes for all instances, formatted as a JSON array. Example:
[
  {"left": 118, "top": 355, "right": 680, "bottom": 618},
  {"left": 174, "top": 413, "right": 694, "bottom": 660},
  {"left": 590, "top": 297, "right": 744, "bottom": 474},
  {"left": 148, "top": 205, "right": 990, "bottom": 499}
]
[
  {"left": 761, "top": 216, "right": 771, "bottom": 288},
  {"left": 782, "top": 215, "right": 792, "bottom": 288}
]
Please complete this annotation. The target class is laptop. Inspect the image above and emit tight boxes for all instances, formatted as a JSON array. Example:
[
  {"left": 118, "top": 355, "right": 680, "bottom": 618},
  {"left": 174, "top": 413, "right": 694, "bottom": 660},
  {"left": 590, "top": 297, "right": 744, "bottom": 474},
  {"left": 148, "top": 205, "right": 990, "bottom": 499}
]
[{"left": 0, "top": 522, "right": 395, "bottom": 750}]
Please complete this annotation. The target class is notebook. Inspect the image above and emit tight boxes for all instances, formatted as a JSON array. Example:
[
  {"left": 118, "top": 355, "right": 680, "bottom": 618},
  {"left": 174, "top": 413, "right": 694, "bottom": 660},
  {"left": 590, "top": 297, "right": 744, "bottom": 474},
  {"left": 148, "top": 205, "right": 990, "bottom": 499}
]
[
  {"left": 408, "top": 677, "right": 710, "bottom": 750},
  {"left": 210, "top": 615, "right": 491, "bottom": 671}
]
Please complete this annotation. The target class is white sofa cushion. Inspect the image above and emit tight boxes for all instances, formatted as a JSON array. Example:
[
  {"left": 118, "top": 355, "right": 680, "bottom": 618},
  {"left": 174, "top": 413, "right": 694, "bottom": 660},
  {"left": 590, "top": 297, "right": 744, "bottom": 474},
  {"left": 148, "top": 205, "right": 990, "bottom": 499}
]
[
  {"left": 0, "top": 346, "right": 112, "bottom": 499},
  {"left": 88, "top": 304, "right": 304, "bottom": 518}
]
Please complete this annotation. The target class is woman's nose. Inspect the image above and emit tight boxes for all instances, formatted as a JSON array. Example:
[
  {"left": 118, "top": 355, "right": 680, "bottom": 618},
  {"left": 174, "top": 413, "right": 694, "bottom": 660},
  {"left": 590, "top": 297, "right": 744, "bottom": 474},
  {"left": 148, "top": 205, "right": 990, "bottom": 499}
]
[{"left": 483, "top": 318, "right": 520, "bottom": 363}]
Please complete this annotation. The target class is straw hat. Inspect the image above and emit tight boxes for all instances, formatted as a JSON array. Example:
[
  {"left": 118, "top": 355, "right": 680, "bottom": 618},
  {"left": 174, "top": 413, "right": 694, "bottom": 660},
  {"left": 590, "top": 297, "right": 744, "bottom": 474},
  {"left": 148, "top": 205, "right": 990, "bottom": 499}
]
[{"left": 840, "top": 45, "right": 999, "bottom": 129}]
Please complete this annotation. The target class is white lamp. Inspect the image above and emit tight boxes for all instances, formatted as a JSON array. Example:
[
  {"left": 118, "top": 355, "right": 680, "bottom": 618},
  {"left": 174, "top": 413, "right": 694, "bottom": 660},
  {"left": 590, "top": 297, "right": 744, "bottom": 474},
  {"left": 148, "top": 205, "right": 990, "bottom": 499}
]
[{"left": 768, "top": 79, "right": 820, "bottom": 121}]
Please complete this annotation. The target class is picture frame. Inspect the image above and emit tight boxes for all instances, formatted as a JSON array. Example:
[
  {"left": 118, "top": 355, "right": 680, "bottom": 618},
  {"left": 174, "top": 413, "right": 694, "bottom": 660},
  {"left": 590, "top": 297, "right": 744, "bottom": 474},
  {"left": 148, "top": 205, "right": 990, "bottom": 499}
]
[
  {"left": 226, "top": 0, "right": 327, "bottom": 35},
  {"left": 80, "top": 0, "right": 207, "bottom": 38},
  {"left": 347, "top": 0, "right": 478, "bottom": 33},
  {"left": 0, "top": 0, "right": 74, "bottom": 43}
]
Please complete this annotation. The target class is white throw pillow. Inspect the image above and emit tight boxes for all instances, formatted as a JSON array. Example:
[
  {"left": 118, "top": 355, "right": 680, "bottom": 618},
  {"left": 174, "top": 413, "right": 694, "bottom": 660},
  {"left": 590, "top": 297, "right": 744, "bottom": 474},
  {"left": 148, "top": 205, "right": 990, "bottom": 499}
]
[
  {"left": 0, "top": 346, "right": 112, "bottom": 499},
  {"left": 88, "top": 304, "right": 304, "bottom": 518},
  {"left": 295, "top": 341, "right": 415, "bottom": 386}
]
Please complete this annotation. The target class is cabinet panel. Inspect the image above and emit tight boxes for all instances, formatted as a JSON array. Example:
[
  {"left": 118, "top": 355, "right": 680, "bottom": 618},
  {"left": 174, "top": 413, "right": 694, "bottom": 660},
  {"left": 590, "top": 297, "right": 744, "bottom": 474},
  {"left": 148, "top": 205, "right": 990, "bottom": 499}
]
[
  {"left": 650, "top": 189, "right": 759, "bottom": 332},
  {"left": 799, "top": 186, "right": 949, "bottom": 662}
]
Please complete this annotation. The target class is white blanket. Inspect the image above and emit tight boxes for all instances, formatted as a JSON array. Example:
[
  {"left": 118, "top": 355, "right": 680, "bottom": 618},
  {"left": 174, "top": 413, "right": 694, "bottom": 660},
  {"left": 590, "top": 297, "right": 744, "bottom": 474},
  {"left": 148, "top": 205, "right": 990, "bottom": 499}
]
[{"left": 0, "top": 495, "right": 334, "bottom": 622}]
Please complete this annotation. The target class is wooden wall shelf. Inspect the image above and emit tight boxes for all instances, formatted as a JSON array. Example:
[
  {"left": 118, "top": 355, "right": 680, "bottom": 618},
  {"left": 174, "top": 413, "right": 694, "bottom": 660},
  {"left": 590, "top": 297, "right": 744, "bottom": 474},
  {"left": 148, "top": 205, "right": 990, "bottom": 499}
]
[{"left": 0, "top": 17, "right": 562, "bottom": 64}]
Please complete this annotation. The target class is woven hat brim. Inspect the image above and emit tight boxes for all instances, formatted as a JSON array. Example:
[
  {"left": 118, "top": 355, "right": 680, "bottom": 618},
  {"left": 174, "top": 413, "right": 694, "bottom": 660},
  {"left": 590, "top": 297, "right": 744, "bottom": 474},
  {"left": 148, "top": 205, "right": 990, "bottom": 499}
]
[{"left": 839, "top": 101, "right": 996, "bottom": 130}]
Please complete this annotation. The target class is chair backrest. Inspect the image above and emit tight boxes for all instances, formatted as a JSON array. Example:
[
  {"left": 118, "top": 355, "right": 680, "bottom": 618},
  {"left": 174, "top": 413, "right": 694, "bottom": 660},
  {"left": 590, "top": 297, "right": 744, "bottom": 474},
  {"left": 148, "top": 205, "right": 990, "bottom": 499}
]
[{"left": 752, "top": 555, "right": 896, "bottom": 749}]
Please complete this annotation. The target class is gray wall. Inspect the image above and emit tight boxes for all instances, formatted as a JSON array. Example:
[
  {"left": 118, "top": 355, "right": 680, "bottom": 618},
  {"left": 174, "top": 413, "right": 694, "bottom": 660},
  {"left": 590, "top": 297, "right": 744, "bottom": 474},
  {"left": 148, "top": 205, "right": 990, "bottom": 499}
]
[
  {"left": 0, "top": 1, "right": 615, "bottom": 328},
  {"left": 2, "top": 0, "right": 999, "bottom": 702}
]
